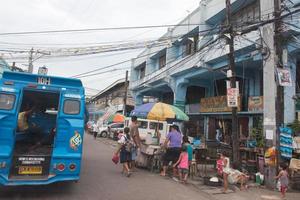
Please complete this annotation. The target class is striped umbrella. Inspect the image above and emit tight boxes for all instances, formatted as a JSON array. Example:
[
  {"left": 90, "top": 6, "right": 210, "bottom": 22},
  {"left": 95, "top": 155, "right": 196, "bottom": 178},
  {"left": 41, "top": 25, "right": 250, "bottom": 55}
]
[{"left": 130, "top": 102, "right": 189, "bottom": 121}]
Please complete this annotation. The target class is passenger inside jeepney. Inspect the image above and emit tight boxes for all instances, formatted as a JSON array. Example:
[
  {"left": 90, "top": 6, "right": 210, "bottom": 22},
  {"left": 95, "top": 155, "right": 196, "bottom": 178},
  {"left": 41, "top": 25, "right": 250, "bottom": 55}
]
[
  {"left": 28, "top": 104, "right": 57, "bottom": 146},
  {"left": 17, "top": 104, "right": 51, "bottom": 140},
  {"left": 15, "top": 90, "right": 59, "bottom": 154},
  {"left": 17, "top": 103, "right": 37, "bottom": 132}
]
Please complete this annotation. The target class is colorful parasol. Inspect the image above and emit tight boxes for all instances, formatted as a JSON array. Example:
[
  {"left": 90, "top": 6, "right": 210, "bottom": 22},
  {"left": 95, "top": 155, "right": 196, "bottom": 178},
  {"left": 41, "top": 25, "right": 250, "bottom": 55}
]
[
  {"left": 130, "top": 102, "right": 189, "bottom": 121},
  {"left": 107, "top": 113, "right": 125, "bottom": 123}
]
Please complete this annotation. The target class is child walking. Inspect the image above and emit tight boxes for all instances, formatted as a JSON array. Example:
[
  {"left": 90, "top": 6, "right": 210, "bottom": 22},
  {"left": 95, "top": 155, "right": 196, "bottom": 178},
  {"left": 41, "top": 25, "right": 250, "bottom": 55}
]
[
  {"left": 275, "top": 163, "right": 289, "bottom": 199},
  {"left": 115, "top": 127, "right": 132, "bottom": 177},
  {"left": 182, "top": 136, "right": 193, "bottom": 165},
  {"left": 173, "top": 145, "right": 189, "bottom": 184}
]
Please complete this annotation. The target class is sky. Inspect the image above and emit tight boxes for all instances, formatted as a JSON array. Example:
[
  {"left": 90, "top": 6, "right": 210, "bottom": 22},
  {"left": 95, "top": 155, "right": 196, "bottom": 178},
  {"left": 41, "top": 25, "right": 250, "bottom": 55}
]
[{"left": 0, "top": 0, "right": 200, "bottom": 96}]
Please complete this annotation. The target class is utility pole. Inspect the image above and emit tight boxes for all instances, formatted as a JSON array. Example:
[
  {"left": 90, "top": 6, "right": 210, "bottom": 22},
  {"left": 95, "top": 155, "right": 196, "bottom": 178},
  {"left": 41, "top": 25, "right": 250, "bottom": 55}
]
[
  {"left": 27, "top": 48, "right": 50, "bottom": 74},
  {"left": 123, "top": 70, "right": 129, "bottom": 116},
  {"left": 12, "top": 62, "right": 16, "bottom": 71},
  {"left": 28, "top": 48, "right": 34, "bottom": 73},
  {"left": 260, "top": 0, "right": 283, "bottom": 188},
  {"left": 225, "top": 0, "right": 239, "bottom": 164},
  {"left": 274, "top": 0, "right": 284, "bottom": 173}
]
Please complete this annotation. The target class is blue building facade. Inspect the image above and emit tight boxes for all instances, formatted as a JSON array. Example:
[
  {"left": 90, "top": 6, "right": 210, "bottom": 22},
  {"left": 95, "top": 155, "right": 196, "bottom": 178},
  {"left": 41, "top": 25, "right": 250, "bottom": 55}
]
[{"left": 130, "top": 0, "right": 300, "bottom": 139}]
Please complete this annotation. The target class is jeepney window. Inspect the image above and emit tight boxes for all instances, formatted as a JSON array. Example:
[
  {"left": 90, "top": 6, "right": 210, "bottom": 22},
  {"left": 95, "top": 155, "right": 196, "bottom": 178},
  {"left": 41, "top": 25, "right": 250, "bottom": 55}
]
[
  {"left": 0, "top": 93, "right": 15, "bottom": 110},
  {"left": 149, "top": 122, "right": 163, "bottom": 130},
  {"left": 63, "top": 100, "right": 80, "bottom": 115},
  {"left": 138, "top": 121, "right": 148, "bottom": 129}
]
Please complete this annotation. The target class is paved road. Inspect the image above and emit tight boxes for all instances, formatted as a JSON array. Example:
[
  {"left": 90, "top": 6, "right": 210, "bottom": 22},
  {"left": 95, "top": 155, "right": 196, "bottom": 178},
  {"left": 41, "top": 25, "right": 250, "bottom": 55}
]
[{"left": 0, "top": 134, "right": 213, "bottom": 200}]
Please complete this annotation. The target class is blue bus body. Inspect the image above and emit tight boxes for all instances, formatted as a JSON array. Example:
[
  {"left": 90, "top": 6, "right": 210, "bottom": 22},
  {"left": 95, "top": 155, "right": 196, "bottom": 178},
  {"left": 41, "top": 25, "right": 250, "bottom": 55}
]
[{"left": 0, "top": 72, "right": 85, "bottom": 186}]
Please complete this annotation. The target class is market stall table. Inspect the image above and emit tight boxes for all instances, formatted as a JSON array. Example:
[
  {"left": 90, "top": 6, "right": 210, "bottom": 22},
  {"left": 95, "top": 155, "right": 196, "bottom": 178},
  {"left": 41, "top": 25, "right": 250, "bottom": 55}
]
[{"left": 136, "top": 143, "right": 163, "bottom": 173}]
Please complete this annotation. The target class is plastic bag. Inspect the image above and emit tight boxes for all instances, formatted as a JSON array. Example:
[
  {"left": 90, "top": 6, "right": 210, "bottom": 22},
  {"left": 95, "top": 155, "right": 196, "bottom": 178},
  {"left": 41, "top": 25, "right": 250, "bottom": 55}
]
[
  {"left": 276, "top": 179, "right": 281, "bottom": 191},
  {"left": 112, "top": 154, "right": 119, "bottom": 164}
]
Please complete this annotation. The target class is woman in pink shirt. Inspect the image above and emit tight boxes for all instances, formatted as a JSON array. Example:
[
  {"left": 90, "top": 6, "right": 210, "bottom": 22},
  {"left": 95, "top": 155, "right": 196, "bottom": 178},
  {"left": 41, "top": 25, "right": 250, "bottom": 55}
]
[{"left": 173, "top": 145, "right": 189, "bottom": 184}]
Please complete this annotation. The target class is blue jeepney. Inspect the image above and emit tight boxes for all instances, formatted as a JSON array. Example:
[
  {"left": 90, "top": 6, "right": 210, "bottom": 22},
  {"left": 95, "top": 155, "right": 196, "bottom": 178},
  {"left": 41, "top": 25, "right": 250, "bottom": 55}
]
[{"left": 0, "top": 71, "right": 85, "bottom": 185}]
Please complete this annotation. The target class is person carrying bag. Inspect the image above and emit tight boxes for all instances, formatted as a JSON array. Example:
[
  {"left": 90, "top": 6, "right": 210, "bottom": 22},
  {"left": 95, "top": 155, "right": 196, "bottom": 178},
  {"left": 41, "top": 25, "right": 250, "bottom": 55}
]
[{"left": 114, "top": 127, "right": 133, "bottom": 177}]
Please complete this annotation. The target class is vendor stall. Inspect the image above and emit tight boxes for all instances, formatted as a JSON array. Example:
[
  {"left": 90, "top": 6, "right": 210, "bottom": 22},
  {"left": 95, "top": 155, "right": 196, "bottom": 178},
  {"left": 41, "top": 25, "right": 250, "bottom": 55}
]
[
  {"left": 289, "top": 158, "right": 300, "bottom": 190},
  {"left": 130, "top": 102, "right": 189, "bottom": 172}
]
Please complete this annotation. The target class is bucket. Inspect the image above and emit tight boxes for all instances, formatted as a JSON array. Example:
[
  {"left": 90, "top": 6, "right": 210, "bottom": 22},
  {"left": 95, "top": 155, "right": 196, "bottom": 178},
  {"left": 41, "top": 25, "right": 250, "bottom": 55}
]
[{"left": 255, "top": 173, "right": 264, "bottom": 185}]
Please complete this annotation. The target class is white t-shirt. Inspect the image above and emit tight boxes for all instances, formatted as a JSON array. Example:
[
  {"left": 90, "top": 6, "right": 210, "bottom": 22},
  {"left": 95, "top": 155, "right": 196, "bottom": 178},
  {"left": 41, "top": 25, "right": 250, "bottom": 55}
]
[
  {"left": 118, "top": 134, "right": 127, "bottom": 145},
  {"left": 223, "top": 157, "right": 231, "bottom": 174}
]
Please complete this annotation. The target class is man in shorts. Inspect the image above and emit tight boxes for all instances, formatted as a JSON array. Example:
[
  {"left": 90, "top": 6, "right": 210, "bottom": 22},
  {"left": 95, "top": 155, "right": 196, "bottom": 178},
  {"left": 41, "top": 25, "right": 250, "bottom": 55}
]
[{"left": 129, "top": 116, "right": 141, "bottom": 170}]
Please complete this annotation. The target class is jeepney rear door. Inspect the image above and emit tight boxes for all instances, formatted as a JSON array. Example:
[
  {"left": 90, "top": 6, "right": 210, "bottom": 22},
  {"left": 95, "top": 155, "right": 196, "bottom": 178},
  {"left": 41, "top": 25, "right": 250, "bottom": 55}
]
[{"left": 0, "top": 86, "right": 20, "bottom": 175}]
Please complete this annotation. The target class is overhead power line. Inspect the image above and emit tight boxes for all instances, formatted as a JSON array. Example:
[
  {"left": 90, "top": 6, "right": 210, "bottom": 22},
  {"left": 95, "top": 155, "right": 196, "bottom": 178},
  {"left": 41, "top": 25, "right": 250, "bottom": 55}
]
[
  {"left": 76, "top": 67, "right": 130, "bottom": 79},
  {"left": 72, "top": 59, "right": 131, "bottom": 78},
  {"left": 0, "top": 26, "right": 223, "bottom": 62},
  {"left": 74, "top": 23, "right": 222, "bottom": 79},
  {"left": 0, "top": 23, "right": 216, "bottom": 36},
  {"left": 70, "top": 18, "right": 270, "bottom": 79}
]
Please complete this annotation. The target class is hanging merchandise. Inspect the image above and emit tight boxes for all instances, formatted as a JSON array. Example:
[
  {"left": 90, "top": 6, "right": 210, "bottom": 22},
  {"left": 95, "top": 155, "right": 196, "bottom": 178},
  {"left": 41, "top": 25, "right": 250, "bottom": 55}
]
[
  {"left": 279, "top": 127, "right": 293, "bottom": 160},
  {"left": 292, "top": 136, "right": 300, "bottom": 154},
  {"left": 264, "top": 147, "right": 277, "bottom": 166}
]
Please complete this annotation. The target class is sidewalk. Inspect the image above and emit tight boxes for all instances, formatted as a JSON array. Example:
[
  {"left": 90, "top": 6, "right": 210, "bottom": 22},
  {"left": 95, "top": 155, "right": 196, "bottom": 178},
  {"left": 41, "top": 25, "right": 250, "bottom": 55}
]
[
  {"left": 205, "top": 187, "right": 299, "bottom": 200},
  {"left": 188, "top": 177, "right": 299, "bottom": 200},
  {"left": 98, "top": 138, "right": 300, "bottom": 200}
]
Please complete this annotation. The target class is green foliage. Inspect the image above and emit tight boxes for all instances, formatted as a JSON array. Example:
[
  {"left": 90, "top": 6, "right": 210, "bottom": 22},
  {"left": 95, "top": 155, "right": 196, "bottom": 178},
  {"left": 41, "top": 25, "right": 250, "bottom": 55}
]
[
  {"left": 250, "top": 118, "right": 264, "bottom": 148},
  {"left": 287, "top": 120, "right": 300, "bottom": 134}
]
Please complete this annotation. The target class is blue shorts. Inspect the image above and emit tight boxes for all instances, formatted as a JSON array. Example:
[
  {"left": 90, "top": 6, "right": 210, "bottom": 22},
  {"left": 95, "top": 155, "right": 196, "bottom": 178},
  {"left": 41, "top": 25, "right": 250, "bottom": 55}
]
[
  {"left": 131, "top": 147, "right": 137, "bottom": 161},
  {"left": 120, "top": 148, "right": 131, "bottom": 164}
]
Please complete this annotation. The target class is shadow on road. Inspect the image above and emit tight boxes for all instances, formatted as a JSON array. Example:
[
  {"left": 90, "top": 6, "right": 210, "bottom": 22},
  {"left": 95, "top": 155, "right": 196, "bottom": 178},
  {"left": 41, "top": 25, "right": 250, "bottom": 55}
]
[{"left": 0, "top": 181, "right": 76, "bottom": 199}]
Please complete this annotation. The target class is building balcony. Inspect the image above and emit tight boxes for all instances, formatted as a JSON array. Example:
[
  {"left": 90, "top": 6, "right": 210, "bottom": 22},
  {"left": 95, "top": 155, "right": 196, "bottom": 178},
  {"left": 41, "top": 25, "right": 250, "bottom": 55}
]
[
  {"left": 130, "top": 52, "right": 202, "bottom": 90},
  {"left": 130, "top": 30, "right": 260, "bottom": 91}
]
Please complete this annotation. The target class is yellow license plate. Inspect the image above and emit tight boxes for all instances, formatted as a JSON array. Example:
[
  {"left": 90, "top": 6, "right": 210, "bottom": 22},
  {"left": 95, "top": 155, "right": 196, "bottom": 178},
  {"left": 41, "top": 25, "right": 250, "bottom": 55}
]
[{"left": 18, "top": 166, "right": 42, "bottom": 175}]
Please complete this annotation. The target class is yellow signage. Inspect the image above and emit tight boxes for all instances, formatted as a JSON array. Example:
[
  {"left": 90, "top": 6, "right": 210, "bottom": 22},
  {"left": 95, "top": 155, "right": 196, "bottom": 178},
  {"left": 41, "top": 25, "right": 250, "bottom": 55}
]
[{"left": 18, "top": 166, "right": 42, "bottom": 175}]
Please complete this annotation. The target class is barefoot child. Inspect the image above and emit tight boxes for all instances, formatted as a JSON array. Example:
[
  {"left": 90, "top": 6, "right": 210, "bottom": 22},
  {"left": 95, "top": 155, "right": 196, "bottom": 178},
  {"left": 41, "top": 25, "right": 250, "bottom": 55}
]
[
  {"left": 275, "top": 163, "right": 289, "bottom": 199},
  {"left": 220, "top": 151, "right": 230, "bottom": 193},
  {"left": 173, "top": 145, "right": 189, "bottom": 184}
]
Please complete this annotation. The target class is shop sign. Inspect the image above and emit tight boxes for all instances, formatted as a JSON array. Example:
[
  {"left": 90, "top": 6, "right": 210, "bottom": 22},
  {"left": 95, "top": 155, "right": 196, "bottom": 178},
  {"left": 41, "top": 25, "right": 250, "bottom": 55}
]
[
  {"left": 200, "top": 96, "right": 241, "bottom": 113},
  {"left": 248, "top": 96, "right": 263, "bottom": 112},
  {"left": 227, "top": 88, "right": 239, "bottom": 107},
  {"left": 277, "top": 68, "right": 292, "bottom": 87}
]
